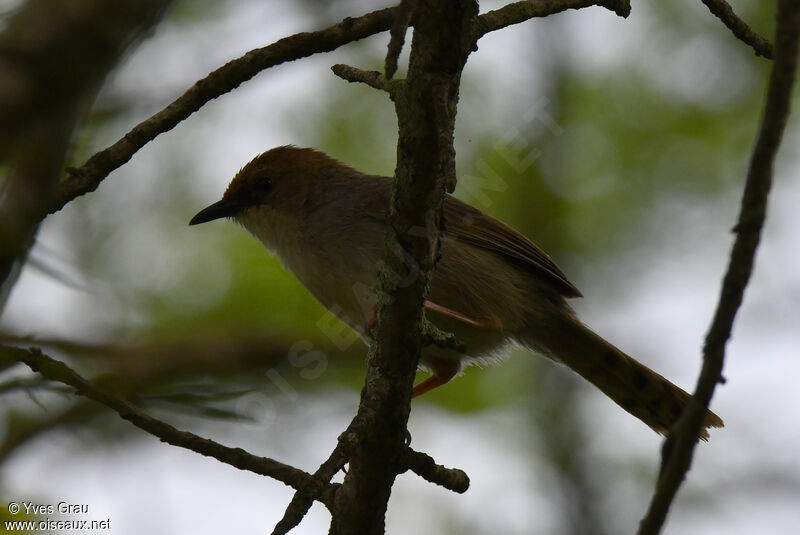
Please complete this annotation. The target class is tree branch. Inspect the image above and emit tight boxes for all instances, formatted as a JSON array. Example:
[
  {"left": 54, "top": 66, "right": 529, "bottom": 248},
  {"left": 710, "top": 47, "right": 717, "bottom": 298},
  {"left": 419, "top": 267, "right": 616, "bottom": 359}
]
[
  {"left": 49, "top": 5, "right": 398, "bottom": 216},
  {"left": 3, "top": 345, "right": 334, "bottom": 506},
  {"left": 400, "top": 448, "right": 470, "bottom": 493},
  {"left": 328, "top": 2, "right": 479, "bottom": 533},
  {"left": 637, "top": 1, "right": 799, "bottom": 533},
  {"left": 700, "top": 0, "right": 773, "bottom": 58},
  {"left": 270, "top": 436, "right": 353, "bottom": 535},
  {"left": 331, "top": 64, "right": 393, "bottom": 93},
  {"left": 384, "top": 0, "right": 416, "bottom": 79},
  {"left": 0, "top": 332, "right": 364, "bottom": 464},
  {"left": 476, "top": 0, "right": 630, "bottom": 37}
]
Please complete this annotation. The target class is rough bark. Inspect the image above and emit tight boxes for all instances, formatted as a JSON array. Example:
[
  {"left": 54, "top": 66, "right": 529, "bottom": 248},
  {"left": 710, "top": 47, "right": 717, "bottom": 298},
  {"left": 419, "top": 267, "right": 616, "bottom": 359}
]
[{"left": 329, "top": 2, "right": 479, "bottom": 533}]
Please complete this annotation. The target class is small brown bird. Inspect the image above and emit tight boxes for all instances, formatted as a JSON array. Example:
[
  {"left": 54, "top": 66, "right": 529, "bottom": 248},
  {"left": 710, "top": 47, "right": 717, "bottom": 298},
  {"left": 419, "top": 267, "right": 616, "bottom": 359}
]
[{"left": 190, "top": 146, "right": 723, "bottom": 439}]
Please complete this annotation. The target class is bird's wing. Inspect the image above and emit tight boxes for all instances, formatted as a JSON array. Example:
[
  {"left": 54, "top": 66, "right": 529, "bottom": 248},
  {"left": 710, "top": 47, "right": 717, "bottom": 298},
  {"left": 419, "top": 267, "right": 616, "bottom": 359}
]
[
  {"left": 442, "top": 195, "right": 582, "bottom": 298},
  {"left": 360, "top": 175, "right": 582, "bottom": 299}
]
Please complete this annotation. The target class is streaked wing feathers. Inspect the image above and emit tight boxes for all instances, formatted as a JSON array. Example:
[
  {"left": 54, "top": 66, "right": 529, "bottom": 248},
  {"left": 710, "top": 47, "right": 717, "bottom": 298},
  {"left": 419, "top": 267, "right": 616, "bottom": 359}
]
[
  {"left": 359, "top": 175, "right": 582, "bottom": 299},
  {"left": 442, "top": 196, "right": 582, "bottom": 298}
]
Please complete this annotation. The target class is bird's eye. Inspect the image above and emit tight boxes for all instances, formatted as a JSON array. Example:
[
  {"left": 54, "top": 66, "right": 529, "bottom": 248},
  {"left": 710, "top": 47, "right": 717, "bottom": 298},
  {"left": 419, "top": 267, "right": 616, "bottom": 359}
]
[{"left": 253, "top": 177, "right": 273, "bottom": 193}]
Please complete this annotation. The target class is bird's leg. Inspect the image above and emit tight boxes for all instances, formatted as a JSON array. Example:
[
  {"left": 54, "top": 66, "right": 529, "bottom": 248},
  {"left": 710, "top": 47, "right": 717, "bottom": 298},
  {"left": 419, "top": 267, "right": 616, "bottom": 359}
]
[
  {"left": 424, "top": 300, "right": 490, "bottom": 328},
  {"left": 412, "top": 359, "right": 460, "bottom": 397},
  {"left": 368, "top": 300, "right": 491, "bottom": 337},
  {"left": 365, "top": 304, "right": 461, "bottom": 397}
]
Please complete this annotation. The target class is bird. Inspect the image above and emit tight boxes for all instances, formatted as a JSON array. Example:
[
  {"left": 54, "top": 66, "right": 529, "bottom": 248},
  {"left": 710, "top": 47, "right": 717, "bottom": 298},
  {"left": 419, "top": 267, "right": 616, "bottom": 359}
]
[{"left": 189, "top": 145, "right": 723, "bottom": 439}]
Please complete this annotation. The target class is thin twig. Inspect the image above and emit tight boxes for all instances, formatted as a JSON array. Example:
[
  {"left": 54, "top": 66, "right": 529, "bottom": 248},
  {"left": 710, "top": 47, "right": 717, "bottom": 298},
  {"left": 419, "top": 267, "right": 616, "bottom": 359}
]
[
  {"left": 477, "top": 0, "right": 630, "bottom": 37},
  {"left": 331, "top": 64, "right": 393, "bottom": 93},
  {"left": 4, "top": 345, "right": 333, "bottom": 504},
  {"left": 700, "top": 0, "right": 773, "bottom": 58},
  {"left": 49, "top": 6, "right": 397, "bottom": 215},
  {"left": 637, "top": 1, "right": 799, "bottom": 533},
  {"left": 401, "top": 448, "right": 470, "bottom": 493},
  {"left": 270, "top": 436, "right": 354, "bottom": 535},
  {"left": 384, "top": 0, "right": 416, "bottom": 79}
]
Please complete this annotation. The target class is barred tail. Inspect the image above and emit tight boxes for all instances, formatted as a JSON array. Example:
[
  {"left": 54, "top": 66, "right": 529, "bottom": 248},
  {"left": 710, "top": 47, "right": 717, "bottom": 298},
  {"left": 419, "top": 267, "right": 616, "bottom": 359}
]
[{"left": 522, "top": 314, "right": 723, "bottom": 439}]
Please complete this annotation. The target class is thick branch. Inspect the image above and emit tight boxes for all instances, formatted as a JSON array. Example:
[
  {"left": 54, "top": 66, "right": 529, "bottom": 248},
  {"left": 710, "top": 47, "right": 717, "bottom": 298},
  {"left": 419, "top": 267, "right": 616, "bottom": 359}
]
[
  {"left": 329, "top": 2, "right": 479, "bottom": 533},
  {"left": 477, "top": 0, "right": 630, "bottom": 37},
  {"left": 49, "top": 5, "right": 397, "bottom": 215},
  {"left": 638, "top": 1, "right": 799, "bottom": 533},
  {"left": 4, "top": 345, "right": 332, "bottom": 504},
  {"left": 700, "top": 0, "right": 773, "bottom": 58}
]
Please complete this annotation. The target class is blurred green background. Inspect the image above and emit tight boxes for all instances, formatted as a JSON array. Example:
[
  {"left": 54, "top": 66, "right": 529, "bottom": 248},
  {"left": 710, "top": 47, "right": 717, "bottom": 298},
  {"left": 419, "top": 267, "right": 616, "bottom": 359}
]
[{"left": 1, "top": 1, "right": 798, "bottom": 534}]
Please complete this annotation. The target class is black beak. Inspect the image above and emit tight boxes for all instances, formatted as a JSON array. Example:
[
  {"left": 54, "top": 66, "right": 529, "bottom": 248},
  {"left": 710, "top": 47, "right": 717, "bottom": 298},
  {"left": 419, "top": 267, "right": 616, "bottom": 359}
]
[{"left": 189, "top": 198, "right": 243, "bottom": 225}]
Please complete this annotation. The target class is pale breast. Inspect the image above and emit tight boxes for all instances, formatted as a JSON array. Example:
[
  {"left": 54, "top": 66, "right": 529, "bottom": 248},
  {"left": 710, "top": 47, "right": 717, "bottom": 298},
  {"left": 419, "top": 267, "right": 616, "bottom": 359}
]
[{"left": 241, "top": 203, "right": 386, "bottom": 335}]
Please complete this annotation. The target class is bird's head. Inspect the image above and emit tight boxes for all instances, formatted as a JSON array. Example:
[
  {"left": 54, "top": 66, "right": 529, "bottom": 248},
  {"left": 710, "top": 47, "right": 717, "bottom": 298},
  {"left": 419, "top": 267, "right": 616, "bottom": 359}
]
[{"left": 189, "top": 145, "right": 347, "bottom": 226}]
